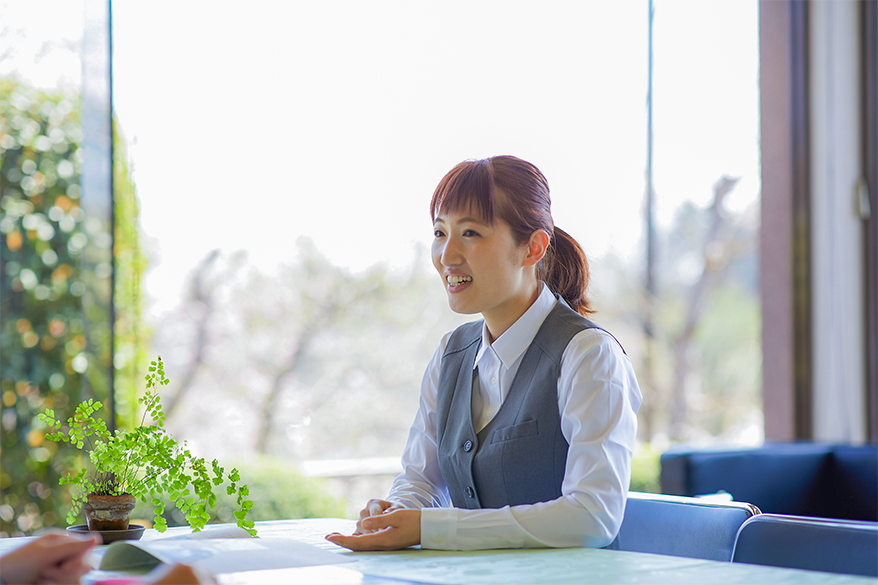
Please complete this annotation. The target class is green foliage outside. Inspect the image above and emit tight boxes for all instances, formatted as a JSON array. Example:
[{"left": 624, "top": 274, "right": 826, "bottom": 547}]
[
  {"left": 1, "top": 79, "right": 88, "bottom": 536},
  {"left": 0, "top": 79, "right": 147, "bottom": 536},
  {"left": 112, "top": 121, "right": 149, "bottom": 431},
  {"left": 629, "top": 442, "right": 661, "bottom": 494},
  {"left": 133, "top": 456, "right": 346, "bottom": 529},
  {"left": 693, "top": 286, "right": 761, "bottom": 435}
]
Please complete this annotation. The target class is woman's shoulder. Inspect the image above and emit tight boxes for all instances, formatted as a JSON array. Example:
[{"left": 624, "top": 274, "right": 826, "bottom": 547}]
[
  {"left": 537, "top": 300, "right": 627, "bottom": 360},
  {"left": 562, "top": 327, "right": 631, "bottom": 371},
  {"left": 441, "top": 320, "right": 483, "bottom": 355}
]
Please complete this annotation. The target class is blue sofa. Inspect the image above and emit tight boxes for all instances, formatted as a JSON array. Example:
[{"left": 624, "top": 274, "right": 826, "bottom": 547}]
[{"left": 660, "top": 443, "right": 878, "bottom": 522}]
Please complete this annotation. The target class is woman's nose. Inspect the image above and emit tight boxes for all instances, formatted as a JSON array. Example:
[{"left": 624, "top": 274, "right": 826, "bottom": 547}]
[
  {"left": 436, "top": 237, "right": 461, "bottom": 266},
  {"left": 440, "top": 236, "right": 462, "bottom": 266}
]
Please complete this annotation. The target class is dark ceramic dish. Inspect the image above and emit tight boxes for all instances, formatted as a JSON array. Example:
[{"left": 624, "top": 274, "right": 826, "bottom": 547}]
[{"left": 67, "top": 523, "right": 145, "bottom": 544}]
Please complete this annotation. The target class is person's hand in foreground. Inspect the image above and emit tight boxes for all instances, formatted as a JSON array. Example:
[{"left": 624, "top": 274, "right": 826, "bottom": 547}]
[
  {"left": 325, "top": 499, "right": 421, "bottom": 551},
  {"left": 0, "top": 532, "right": 100, "bottom": 585},
  {"left": 147, "top": 562, "right": 217, "bottom": 584}
]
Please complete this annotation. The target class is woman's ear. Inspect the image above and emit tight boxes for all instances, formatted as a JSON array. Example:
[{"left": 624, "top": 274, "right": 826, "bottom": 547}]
[{"left": 522, "top": 229, "right": 550, "bottom": 267}]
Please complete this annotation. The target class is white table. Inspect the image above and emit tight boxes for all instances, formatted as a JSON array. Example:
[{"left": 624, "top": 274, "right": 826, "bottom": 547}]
[{"left": 3, "top": 519, "right": 875, "bottom": 584}]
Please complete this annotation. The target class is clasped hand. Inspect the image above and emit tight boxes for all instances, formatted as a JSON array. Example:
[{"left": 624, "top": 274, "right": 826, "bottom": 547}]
[{"left": 325, "top": 499, "right": 421, "bottom": 551}]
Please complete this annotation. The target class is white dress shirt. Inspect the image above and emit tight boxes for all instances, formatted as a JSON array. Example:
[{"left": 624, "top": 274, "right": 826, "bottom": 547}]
[{"left": 386, "top": 283, "right": 643, "bottom": 550}]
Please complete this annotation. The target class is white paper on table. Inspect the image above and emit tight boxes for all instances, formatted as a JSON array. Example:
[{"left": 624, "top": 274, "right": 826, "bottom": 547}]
[{"left": 99, "top": 532, "right": 353, "bottom": 574}]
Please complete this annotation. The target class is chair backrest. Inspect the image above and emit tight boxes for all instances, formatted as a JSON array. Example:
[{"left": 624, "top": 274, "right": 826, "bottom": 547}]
[
  {"left": 660, "top": 443, "right": 878, "bottom": 521},
  {"left": 604, "top": 492, "right": 760, "bottom": 561},
  {"left": 732, "top": 514, "right": 878, "bottom": 577}
]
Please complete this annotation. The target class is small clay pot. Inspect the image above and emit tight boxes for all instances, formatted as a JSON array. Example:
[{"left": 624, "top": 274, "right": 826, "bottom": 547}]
[{"left": 83, "top": 493, "right": 136, "bottom": 531}]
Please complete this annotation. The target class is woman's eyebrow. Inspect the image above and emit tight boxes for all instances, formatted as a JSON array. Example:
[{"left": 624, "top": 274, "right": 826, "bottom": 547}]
[
  {"left": 456, "top": 217, "right": 488, "bottom": 225},
  {"left": 433, "top": 215, "right": 489, "bottom": 226}
]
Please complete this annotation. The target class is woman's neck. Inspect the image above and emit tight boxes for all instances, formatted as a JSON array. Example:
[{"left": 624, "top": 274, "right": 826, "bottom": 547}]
[{"left": 483, "top": 280, "right": 542, "bottom": 343}]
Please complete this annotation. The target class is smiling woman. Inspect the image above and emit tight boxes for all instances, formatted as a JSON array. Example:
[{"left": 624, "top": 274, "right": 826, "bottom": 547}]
[{"left": 326, "top": 155, "right": 642, "bottom": 552}]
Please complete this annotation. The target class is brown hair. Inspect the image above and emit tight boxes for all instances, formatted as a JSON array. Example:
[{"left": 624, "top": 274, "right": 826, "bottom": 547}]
[{"left": 430, "top": 155, "right": 593, "bottom": 316}]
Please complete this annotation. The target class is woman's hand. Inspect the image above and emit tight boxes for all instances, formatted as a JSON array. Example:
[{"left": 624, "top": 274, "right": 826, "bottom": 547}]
[
  {"left": 0, "top": 532, "right": 100, "bottom": 585},
  {"left": 354, "top": 499, "right": 402, "bottom": 534},
  {"left": 326, "top": 507, "right": 421, "bottom": 551}
]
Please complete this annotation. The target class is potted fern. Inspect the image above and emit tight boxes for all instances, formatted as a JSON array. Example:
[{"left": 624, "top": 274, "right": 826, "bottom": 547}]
[{"left": 39, "top": 356, "right": 256, "bottom": 537}]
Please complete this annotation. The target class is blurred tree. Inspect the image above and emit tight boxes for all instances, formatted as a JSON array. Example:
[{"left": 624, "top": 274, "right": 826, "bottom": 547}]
[
  {"left": 650, "top": 177, "right": 759, "bottom": 442},
  {"left": 592, "top": 177, "right": 760, "bottom": 445},
  {"left": 150, "top": 241, "right": 469, "bottom": 465},
  {"left": 667, "top": 176, "right": 743, "bottom": 439},
  {"left": 0, "top": 79, "right": 147, "bottom": 536},
  {"left": 159, "top": 249, "right": 220, "bottom": 421}
]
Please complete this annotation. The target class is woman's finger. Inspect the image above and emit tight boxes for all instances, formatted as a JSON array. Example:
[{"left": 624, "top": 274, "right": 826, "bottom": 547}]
[{"left": 367, "top": 500, "right": 391, "bottom": 516}]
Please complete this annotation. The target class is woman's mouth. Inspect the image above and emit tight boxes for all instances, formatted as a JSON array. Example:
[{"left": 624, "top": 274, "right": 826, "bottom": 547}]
[{"left": 446, "top": 274, "right": 472, "bottom": 292}]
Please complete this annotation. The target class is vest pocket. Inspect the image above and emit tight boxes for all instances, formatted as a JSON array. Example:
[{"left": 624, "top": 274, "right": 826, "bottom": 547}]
[{"left": 491, "top": 419, "right": 539, "bottom": 443}]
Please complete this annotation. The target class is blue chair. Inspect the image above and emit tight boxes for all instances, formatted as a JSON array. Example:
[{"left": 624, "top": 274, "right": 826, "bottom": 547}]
[
  {"left": 732, "top": 514, "right": 878, "bottom": 577},
  {"left": 604, "top": 492, "right": 760, "bottom": 561},
  {"left": 660, "top": 442, "right": 878, "bottom": 521}
]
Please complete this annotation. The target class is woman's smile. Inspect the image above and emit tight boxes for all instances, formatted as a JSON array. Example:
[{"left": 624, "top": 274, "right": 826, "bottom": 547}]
[{"left": 445, "top": 272, "right": 473, "bottom": 292}]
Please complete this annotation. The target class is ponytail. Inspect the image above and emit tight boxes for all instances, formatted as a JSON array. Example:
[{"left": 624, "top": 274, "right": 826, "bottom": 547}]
[{"left": 540, "top": 227, "right": 593, "bottom": 316}]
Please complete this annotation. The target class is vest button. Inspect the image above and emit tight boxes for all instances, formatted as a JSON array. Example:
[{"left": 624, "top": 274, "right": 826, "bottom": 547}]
[
  {"left": 463, "top": 440, "right": 473, "bottom": 452},
  {"left": 465, "top": 487, "right": 474, "bottom": 498}
]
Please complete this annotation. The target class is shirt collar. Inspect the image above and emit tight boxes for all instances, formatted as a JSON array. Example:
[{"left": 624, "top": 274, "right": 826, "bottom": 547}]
[{"left": 474, "top": 282, "right": 558, "bottom": 370}]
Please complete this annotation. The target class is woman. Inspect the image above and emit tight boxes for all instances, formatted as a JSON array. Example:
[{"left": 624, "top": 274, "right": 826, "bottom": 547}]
[{"left": 326, "top": 155, "right": 641, "bottom": 552}]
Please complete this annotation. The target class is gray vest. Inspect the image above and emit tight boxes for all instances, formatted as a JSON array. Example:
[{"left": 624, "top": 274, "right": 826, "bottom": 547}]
[{"left": 436, "top": 295, "right": 620, "bottom": 509}]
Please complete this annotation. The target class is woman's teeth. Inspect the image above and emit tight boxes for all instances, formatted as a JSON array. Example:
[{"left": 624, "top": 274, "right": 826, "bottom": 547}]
[{"left": 447, "top": 275, "right": 472, "bottom": 286}]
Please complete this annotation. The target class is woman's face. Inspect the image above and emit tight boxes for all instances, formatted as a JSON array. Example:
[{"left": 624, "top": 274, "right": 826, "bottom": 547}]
[{"left": 431, "top": 206, "right": 539, "bottom": 339}]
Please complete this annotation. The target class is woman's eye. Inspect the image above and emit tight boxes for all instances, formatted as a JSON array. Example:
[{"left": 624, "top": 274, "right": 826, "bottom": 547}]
[
  {"left": 433, "top": 229, "right": 445, "bottom": 238},
  {"left": 463, "top": 229, "right": 479, "bottom": 237}
]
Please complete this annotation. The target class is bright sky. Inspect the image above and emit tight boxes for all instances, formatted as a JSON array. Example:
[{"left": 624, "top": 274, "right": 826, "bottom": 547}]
[{"left": 1, "top": 0, "right": 759, "bottom": 315}]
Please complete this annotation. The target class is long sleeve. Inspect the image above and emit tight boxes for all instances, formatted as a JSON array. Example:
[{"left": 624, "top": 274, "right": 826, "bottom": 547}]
[{"left": 388, "top": 326, "right": 642, "bottom": 551}]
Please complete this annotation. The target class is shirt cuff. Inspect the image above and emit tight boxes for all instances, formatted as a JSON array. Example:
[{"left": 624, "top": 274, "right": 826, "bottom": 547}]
[{"left": 420, "top": 507, "right": 458, "bottom": 550}]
